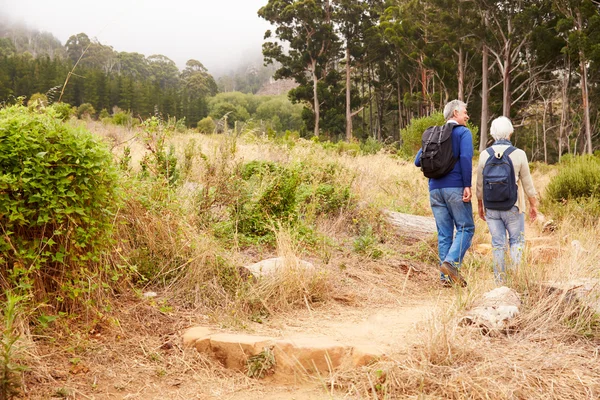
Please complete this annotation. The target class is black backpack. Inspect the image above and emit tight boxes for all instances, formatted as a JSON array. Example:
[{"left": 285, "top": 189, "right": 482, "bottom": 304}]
[
  {"left": 482, "top": 146, "right": 518, "bottom": 211},
  {"left": 419, "top": 123, "right": 457, "bottom": 179}
]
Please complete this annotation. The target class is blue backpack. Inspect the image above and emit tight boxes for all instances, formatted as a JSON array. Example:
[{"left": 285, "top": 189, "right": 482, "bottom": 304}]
[{"left": 482, "top": 146, "right": 517, "bottom": 211}]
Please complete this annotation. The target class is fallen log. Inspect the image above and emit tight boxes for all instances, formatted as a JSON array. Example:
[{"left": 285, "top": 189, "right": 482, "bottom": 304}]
[{"left": 384, "top": 210, "right": 436, "bottom": 240}]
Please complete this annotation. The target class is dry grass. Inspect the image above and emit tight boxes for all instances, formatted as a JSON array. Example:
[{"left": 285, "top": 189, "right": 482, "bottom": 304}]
[{"left": 16, "top": 121, "right": 600, "bottom": 399}]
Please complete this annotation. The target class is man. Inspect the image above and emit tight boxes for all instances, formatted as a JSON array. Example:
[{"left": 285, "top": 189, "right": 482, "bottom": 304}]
[
  {"left": 476, "top": 116, "right": 538, "bottom": 284},
  {"left": 415, "top": 100, "right": 474, "bottom": 287}
]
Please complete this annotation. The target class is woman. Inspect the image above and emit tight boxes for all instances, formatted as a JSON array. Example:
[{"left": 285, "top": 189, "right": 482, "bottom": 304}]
[{"left": 476, "top": 116, "right": 538, "bottom": 284}]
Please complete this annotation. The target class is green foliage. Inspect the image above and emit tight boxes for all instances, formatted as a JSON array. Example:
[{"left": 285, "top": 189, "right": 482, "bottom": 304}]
[
  {"left": 112, "top": 109, "right": 135, "bottom": 127},
  {"left": 139, "top": 116, "right": 180, "bottom": 186},
  {"left": 546, "top": 156, "right": 600, "bottom": 201},
  {"left": 246, "top": 347, "right": 276, "bottom": 379},
  {"left": 0, "top": 105, "right": 120, "bottom": 306},
  {"left": 353, "top": 224, "right": 383, "bottom": 259},
  {"left": 75, "top": 103, "right": 96, "bottom": 119},
  {"left": 360, "top": 137, "right": 384, "bottom": 155},
  {"left": 197, "top": 116, "right": 216, "bottom": 133},
  {"left": 47, "top": 102, "right": 73, "bottom": 121},
  {"left": 213, "top": 159, "right": 353, "bottom": 246},
  {"left": 27, "top": 93, "right": 48, "bottom": 108}
]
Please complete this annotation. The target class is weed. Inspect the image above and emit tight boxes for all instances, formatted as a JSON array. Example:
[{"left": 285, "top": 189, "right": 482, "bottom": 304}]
[
  {"left": 246, "top": 347, "right": 276, "bottom": 379},
  {"left": 1, "top": 292, "right": 27, "bottom": 400}
]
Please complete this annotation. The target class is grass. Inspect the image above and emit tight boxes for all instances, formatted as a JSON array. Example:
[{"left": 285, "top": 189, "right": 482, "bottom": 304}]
[{"left": 11, "top": 118, "right": 600, "bottom": 399}]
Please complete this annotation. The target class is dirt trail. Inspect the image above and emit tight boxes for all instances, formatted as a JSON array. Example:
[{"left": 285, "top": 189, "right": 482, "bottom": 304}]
[{"left": 220, "top": 293, "right": 449, "bottom": 400}]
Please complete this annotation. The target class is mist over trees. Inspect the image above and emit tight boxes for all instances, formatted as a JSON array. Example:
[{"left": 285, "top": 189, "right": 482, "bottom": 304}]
[{"left": 0, "top": 26, "right": 219, "bottom": 128}]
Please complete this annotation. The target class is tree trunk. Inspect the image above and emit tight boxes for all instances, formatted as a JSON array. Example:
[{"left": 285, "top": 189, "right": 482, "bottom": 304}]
[
  {"left": 479, "top": 44, "right": 489, "bottom": 152},
  {"left": 458, "top": 45, "right": 464, "bottom": 101},
  {"left": 502, "top": 46, "right": 512, "bottom": 117},
  {"left": 345, "top": 45, "right": 352, "bottom": 141},
  {"left": 576, "top": 10, "right": 592, "bottom": 154},
  {"left": 311, "top": 60, "right": 319, "bottom": 137},
  {"left": 369, "top": 64, "right": 374, "bottom": 138},
  {"left": 559, "top": 61, "right": 570, "bottom": 161}
]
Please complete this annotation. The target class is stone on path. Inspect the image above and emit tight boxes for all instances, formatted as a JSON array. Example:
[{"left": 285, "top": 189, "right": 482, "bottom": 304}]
[
  {"left": 182, "top": 327, "right": 383, "bottom": 378},
  {"left": 460, "top": 286, "right": 521, "bottom": 334}
]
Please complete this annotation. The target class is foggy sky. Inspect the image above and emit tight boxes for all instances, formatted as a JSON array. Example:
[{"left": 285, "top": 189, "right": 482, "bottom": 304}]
[{"left": 1, "top": 0, "right": 273, "bottom": 76}]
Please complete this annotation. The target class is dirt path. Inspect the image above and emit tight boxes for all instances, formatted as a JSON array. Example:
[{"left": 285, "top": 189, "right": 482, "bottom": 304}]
[{"left": 220, "top": 293, "right": 448, "bottom": 400}]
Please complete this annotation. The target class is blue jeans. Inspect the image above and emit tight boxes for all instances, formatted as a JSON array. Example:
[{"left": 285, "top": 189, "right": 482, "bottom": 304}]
[
  {"left": 485, "top": 206, "right": 525, "bottom": 283},
  {"left": 429, "top": 188, "right": 475, "bottom": 279}
]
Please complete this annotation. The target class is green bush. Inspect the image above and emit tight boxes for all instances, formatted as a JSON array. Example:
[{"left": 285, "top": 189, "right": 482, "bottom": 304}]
[
  {"left": 27, "top": 93, "right": 48, "bottom": 108},
  {"left": 75, "top": 103, "right": 96, "bottom": 119},
  {"left": 112, "top": 110, "right": 134, "bottom": 127},
  {"left": 48, "top": 102, "right": 73, "bottom": 121},
  {"left": 546, "top": 156, "right": 600, "bottom": 201},
  {"left": 197, "top": 116, "right": 216, "bottom": 133},
  {"left": 360, "top": 137, "right": 384, "bottom": 155},
  {"left": 0, "top": 105, "right": 121, "bottom": 307}
]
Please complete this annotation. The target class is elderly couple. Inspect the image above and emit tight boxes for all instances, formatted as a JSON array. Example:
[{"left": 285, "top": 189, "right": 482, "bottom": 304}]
[{"left": 415, "top": 100, "right": 538, "bottom": 287}]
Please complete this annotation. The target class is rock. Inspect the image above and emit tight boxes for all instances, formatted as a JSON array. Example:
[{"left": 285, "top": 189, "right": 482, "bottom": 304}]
[
  {"left": 351, "top": 345, "right": 384, "bottom": 367},
  {"left": 209, "top": 333, "right": 274, "bottom": 370},
  {"left": 243, "top": 257, "right": 315, "bottom": 279},
  {"left": 460, "top": 286, "right": 521, "bottom": 334},
  {"left": 273, "top": 337, "right": 350, "bottom": 374},
  {"left": 542, "top": 278, "right": 600, "bottom": 315},
  {"left": 182, "top": 326, "right": 212, "bottom": 347}
]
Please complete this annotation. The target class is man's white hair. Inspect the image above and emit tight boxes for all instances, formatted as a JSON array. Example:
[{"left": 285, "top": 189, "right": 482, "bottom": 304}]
[
  {"left": 490, "top": 116, "right": 514, "bottom": 140},
  {"left": 443, "top": 100, "right": 467, "bottom": 120}
]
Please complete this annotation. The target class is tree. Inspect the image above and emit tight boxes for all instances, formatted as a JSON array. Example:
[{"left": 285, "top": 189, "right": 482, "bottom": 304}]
[{"left": 259, "top": 0, "right": 341, "bottom": 137}]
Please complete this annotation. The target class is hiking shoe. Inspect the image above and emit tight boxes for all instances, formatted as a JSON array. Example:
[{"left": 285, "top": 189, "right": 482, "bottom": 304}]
[
  {"left": 439, "top": 262, "right": 467, "bottom": 287},
  {"left": 440, "top": 279, "right": 453, "bottom": 288}
]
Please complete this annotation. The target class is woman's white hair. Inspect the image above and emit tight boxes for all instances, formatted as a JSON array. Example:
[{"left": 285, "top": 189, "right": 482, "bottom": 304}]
[
  {"left": 443, "top": 100, "right": 467, "bottom": 120},
  {"left": 490, "top": 116, "right": 514, "bottom": 140}
]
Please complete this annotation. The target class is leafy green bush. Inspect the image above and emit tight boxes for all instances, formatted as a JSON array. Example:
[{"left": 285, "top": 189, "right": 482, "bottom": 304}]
[
  {"left": 112, "top": 110, "right": 134, "bottom": 127},
  {"left": 197, "top": 116, "right": 216, "bottom": 133},
  {"left": 48, "top": 102, "right": 73, "bottom": 121},
  {"left": 546, "top": 156, "right": 600, "bottom": 201},
  {"left": 27, "top": 93, "right": 48, "bottom": 108},
  {"left": 0, "top": 105, "right": 121, "bottom": 307},
  {"left": 75, "top": 103, "right": 96, "bottom": 119},
  {"left": 360, "top": 137, "right": 384, "bottom": 155}
]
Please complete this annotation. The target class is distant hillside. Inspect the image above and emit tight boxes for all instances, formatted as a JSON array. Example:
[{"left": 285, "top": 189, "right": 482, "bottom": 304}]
[
  {"left": 0, "top": 20, "right": 64, "bottom": 58},
  {"left": 256, "top": 78, "right": 298, "bottom": 96}
]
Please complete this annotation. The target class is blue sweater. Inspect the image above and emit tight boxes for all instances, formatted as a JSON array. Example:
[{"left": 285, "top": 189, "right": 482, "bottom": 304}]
[{"left": 414, "top": 124, "right": 473, "bottom": 190}]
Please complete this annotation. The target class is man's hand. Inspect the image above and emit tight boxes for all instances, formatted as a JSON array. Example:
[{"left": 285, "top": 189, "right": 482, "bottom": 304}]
[
  {"left": 478, "top": 199, "right": 486, "bottom": 221},
  {"left": 463, "top": 187, "right": 472, "bottom": 202}
]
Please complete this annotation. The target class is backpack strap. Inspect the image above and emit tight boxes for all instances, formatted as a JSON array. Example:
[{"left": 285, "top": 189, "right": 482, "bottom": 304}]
[{"left": 487, "top": 145, "right": 516, "bottom": 159}]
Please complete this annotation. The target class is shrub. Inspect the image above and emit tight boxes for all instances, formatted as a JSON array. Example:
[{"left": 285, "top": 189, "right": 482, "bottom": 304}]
[
  {"left": 0, "top": 105, "right": 121, "bottom": 309},
  {"left": 360, "top": 137, "right": 384, "bottom": 155},
  {"left": 48, "top": 102, "right": 73, "bottom": 121},
  {"left": 27, "top": 93, "right": 48, "bottom": 108},
  {"left": 197, "top": 116, "right": 216, "bottom": 133},
  {"left": 75, "top": 103, "right": 96, "bottom": 119},
  {"left": 546, "top": 156, "right": 600, "bottom": 201}
]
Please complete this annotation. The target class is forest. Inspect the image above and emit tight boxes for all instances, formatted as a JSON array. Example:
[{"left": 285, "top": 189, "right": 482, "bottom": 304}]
[{"left": 1, "top": 0, "right": 600, "bottom": 162}]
